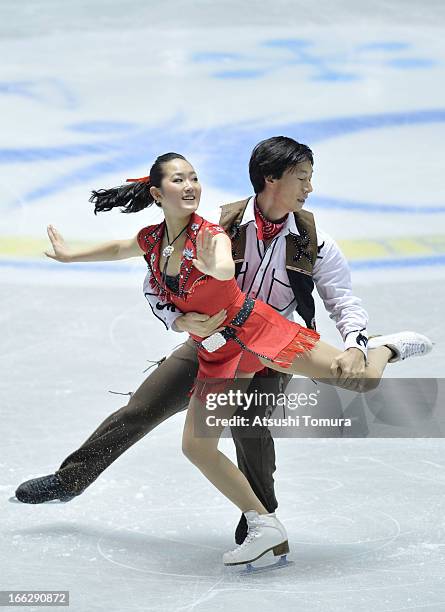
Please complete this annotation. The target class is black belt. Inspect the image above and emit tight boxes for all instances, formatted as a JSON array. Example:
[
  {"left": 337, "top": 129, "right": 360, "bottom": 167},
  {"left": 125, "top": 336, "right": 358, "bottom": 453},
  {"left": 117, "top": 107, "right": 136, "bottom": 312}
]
[{"left": 198, "top": 296, "right": 255, "bottom": 352}]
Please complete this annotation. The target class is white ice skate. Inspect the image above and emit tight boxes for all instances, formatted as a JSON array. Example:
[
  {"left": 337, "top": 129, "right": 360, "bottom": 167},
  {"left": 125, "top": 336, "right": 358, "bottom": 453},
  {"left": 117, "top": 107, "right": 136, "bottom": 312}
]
[
  {"left": 223, "top": 511, "right": 290, "bottom": 572},
  {"left": 368, "top": 331, "right": 433, "bottom": 363}
]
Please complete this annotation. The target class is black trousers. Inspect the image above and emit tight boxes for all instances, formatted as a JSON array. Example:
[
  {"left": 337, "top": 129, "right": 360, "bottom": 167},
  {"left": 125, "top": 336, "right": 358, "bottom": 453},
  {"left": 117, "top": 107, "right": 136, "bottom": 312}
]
[{"left": 56, "top": 339, "right": 291, "bottom": 513}]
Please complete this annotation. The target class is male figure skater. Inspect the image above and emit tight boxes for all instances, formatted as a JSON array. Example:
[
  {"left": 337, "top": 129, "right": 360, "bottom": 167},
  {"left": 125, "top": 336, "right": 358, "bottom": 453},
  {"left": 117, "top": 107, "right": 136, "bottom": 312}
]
[{"left": 16, "top": 136, "right": 374, "bottom": 544}]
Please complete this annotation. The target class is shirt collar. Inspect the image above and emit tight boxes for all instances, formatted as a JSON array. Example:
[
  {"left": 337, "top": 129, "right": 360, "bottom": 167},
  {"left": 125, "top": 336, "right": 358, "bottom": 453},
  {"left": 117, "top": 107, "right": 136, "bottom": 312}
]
[{"left": 240, "top": 196, "right": 300, "bottom": 237}]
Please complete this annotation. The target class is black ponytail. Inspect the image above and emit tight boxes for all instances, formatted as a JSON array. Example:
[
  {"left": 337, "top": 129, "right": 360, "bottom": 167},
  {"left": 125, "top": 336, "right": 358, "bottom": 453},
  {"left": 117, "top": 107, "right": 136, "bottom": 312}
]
[
  {"left": 90, "top": 181, "right": 152, "bottom": 215},
  {"left": 90, "top": 152, "right": 187, "bottom": 215}
]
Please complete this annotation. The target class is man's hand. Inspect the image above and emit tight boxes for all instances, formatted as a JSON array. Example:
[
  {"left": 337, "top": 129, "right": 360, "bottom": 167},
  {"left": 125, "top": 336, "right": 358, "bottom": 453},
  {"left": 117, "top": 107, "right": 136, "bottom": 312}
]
[
  {"left": 173, "top": 309, "right": 227, "bottom": 337},
  {"left": 330, "top": 348, "right": 366, "bottom": 391}
]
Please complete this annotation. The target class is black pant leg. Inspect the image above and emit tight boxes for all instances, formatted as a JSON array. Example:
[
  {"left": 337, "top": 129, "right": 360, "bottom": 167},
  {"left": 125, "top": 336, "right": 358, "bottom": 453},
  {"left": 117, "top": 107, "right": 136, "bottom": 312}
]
[
  {"left": 56, "top": 339, "right": 198, "bottom": 493},
  {"left": 231, "top": 371, "right": 292, "bottom": 513}
]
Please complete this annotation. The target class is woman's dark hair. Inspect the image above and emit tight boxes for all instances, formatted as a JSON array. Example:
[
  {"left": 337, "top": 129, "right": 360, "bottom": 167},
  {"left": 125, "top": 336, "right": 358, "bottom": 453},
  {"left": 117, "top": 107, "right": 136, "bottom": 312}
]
[
  {"left": 90, "top": 152, "right": 187, "bottom": 215},
  {"left": 249, "top": 136, "right": 314, "bottom": 194}
]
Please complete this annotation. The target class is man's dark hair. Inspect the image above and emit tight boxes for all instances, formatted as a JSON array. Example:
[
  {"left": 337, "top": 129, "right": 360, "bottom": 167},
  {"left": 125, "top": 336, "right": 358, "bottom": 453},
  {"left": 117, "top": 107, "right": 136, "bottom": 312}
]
[{"left": 249, "top": 136, "right": 314, "bottom": 194}]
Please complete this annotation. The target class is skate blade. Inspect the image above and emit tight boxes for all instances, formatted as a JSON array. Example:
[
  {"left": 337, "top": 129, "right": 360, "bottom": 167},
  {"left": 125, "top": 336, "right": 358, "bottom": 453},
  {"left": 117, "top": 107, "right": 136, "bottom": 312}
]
[
  {"left": 239, "top": 555, "right": 293, "bottom": 575},
  {"left": 8, "top": 496, "right": 73, "bottom": 505}
]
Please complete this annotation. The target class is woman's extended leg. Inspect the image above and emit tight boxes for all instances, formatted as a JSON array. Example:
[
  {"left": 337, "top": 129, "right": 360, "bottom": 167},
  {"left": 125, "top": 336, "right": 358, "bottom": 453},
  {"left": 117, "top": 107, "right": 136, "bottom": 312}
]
[{"left": 260, "top": 340, "right": 392, "bottom": 390}]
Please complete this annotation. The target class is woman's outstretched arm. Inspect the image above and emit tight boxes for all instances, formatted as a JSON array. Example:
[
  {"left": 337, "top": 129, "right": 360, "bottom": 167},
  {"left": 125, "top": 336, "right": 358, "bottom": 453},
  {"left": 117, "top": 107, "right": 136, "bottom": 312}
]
[{"left": 44, "top": 225, "right": 145, "bottom": 263}]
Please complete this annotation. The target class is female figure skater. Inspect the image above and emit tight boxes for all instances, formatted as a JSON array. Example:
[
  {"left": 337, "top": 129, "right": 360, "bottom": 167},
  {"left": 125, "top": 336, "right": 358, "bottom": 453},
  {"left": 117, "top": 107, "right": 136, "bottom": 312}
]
[{"left": 45, "top": 152, "right": 433, "bottom": 567}]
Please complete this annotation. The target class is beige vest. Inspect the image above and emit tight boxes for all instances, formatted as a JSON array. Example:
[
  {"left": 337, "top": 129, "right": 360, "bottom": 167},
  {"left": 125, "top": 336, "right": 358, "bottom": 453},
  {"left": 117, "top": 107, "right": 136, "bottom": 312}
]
[{"left": 218, "top": 198, "right": 318, "bottom": 275}]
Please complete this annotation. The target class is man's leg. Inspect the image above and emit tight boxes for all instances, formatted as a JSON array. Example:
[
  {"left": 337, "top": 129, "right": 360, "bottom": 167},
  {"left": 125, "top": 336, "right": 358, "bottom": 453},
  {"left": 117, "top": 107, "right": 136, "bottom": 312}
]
[
  {"left": 230, "top": 370, "right": 291, "bottom": 544},
  {"left": 15, "top": 339, "right": 198, "bottom": 502},
  {"left": 232, "top": 375, "right": 350, "bottom": 543}
]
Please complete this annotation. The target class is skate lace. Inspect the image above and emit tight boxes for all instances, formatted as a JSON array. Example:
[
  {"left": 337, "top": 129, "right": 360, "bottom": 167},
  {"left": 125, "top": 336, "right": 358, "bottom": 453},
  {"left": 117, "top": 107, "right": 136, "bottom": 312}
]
[
  {"left": 229, "top": 521, "right": 261, "bottom": 554},
  {"left": 401, "top": 340, "right": 425, "bottom": 359}
]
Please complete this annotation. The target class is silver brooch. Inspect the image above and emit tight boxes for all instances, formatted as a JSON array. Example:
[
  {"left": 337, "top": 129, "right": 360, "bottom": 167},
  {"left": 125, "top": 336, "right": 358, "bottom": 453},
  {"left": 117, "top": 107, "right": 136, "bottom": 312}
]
[
  {"left": 183, "top": 247, "right": 194, "bottom": 260},
  {"left": 162, "top": 245, "right": 174, "bottom": 258},
  {"left": 191, "top": 223, "right": 199, "bottom": 232}
]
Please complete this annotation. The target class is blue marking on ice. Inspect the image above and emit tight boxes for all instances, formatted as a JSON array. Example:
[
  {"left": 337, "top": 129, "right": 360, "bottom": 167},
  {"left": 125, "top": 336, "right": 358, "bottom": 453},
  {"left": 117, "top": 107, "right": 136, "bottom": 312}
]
[
  {"left": 358, "top": 42, "right": 411, "bottom": 52},
  {"left": 262, "top": 39, "right": 312, "bottom": 50},
  {"left": 0, "top": 142, "right": 114, "bottom": 163},
  {"left": 0, "top": 259, "right": 141, "bottom": 273},
  {"left": 0, "top": 78, "right": 78, "bottom": 109},
  {"left": 387, "top": 58, "right": 436, "bottom": 68},
  {"left": 310, "top": 195, "right": 445, "bottom": 214},
  {"left": 67, "top": 121, "right": 139, "bottom": 134},
  {"left": 2, "top": 109, "right": 445, "bottom": 212},
  {"left": 212, "top": 69, "right": 267, "bottom": 79},
  {"left": 0, "top": 81, "right": 39, "bottom": 100},
  {"left": 192, "top": 52, "right": 244, "bottom": 62},
  {"left": 2, "top": 256, "right": 445, "bottom": 273},
  {"left": 311, "top": 71, "right": 359, "bottom": 82},
  {"left": 196, "top": 37, "right": 433, "bottom": 83},
  {"left": 350, "top": 255, "right": 445, "bottom": 270}
]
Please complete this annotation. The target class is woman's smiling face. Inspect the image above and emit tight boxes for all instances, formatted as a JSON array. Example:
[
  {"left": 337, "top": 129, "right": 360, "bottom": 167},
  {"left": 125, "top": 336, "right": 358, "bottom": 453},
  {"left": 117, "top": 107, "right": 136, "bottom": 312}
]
[{"left": 152, "top": 158, "right": 202, "bottom": 218}]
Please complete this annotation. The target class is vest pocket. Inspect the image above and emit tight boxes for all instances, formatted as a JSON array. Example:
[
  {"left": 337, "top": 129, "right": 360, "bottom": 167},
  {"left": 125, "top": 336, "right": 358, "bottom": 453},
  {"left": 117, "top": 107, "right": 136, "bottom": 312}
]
[
  {"left": 235, "top": 261, "right": 248, "bottom": 291},
  {"left": 266, "top": 269, "right": 296, "bottom": 312}
]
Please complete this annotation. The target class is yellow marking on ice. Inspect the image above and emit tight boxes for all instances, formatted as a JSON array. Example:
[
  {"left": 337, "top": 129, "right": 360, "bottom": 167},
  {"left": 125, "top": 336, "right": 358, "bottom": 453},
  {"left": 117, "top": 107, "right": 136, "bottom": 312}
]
[
  {"left": 338, "top": 236, "right": 445, "bottom": 260},
  {"left": 389, "top": 239, "right": 432, "bottom": 256},
  {"left": 337, "top": 240, "right": 388, "bottom": 259},
  {"left": 0, "top": 237, "right": 91, "bottom": 257},
  {"left": 0, "top": 235, "right": 445, "bottom": 261}
]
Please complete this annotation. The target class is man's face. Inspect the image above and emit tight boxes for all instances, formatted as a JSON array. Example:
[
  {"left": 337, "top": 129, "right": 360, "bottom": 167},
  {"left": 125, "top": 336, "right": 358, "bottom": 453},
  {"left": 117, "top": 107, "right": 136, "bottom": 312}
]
[{"left": 271, "top": 160, "right": 313, "bottom": 212}]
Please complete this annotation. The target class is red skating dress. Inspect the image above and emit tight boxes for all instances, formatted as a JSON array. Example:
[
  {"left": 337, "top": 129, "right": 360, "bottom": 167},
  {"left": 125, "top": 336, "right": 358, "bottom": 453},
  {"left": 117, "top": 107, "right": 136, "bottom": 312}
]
[{"left": 137, "top": 212, "right": 319, "bottom": 383}]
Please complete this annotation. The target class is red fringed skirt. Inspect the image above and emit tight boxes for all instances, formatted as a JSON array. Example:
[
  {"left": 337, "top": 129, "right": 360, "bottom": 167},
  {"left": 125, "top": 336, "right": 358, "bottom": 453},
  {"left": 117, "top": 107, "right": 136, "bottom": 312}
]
[{"left": 193, "top": 297, "right": 320, "bottom": 382}]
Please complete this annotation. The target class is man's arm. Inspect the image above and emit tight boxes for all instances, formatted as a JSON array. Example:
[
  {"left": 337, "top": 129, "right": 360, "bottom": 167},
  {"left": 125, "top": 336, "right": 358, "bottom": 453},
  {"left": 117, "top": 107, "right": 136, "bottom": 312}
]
[
  {"left": 173, "top": 310, "right": 227, "bottom": 335},
  {"left": 313, "top": 229, "right": 369, "bottom": 380}
]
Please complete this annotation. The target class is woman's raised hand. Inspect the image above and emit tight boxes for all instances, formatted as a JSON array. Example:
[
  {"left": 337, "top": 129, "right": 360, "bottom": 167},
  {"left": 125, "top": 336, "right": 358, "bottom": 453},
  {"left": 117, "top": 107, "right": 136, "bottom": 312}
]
[
  {"left": 44, "top": 225, "right": 73, "bottom": 262},
  {"left": 193, "top": 228, "right": 218, "bottom": 276}
]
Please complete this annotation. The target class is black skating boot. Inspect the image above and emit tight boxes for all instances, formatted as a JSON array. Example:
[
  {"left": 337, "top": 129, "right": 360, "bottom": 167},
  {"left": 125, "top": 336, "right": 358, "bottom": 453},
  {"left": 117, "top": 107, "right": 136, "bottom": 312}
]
[{"left": 15, "top": 474, "right": 77, "bottom": 504}]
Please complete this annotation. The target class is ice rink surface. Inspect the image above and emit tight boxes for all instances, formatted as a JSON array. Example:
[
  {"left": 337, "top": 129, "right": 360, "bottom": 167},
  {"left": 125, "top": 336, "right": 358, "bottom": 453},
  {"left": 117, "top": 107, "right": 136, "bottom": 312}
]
[{"left": 1, "top": 1, "right": 445, "bottom": 611}]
